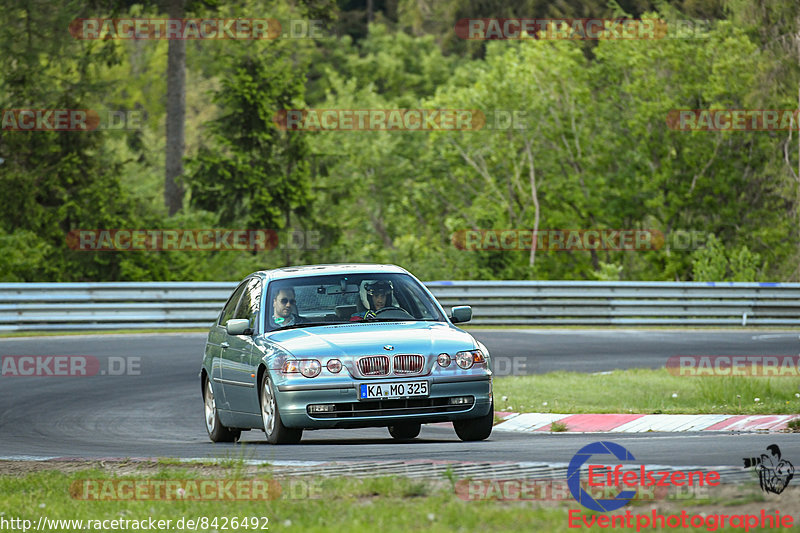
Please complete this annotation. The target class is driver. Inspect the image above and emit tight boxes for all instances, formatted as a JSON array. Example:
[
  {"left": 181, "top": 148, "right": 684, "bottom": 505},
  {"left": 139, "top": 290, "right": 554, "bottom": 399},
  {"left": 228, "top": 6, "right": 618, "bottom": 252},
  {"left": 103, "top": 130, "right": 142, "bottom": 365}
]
[{"left": 350, "top": 280, "right": 394, "bottom": 321}]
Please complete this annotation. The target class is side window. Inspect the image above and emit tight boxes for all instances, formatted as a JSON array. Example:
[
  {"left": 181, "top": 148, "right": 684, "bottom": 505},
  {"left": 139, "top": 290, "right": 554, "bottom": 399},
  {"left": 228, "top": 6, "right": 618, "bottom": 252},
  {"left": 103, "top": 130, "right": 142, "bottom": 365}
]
[
  {"left": 234, "top": 278, "right": 262, "bottom": 330},
  {"left": 218, "top": 282, "right": 247, "bottom": 326}
]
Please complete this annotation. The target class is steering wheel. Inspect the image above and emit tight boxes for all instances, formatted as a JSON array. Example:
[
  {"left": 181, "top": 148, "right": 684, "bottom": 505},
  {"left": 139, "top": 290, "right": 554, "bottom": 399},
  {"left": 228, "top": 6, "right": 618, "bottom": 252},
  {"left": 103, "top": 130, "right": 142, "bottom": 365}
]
[{"left": 369, "top": 306, "right": 414, "bottom": 319}]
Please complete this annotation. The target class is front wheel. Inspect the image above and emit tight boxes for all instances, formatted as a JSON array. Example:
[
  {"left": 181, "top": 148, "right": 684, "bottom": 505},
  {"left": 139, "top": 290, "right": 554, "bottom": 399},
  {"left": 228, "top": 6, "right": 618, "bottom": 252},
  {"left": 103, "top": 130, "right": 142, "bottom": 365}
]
[
  {"left": 388, "top": 422, "right": 421, "bottom": 440},
  {"left": 203, "top": 378, "right": 240, "bottom": 443},
  {"left": 260, "top": 372, "right": 303, "bottom": 444},
  {"left": 453, "top": 399, "right": 493, "bottom": 442}
]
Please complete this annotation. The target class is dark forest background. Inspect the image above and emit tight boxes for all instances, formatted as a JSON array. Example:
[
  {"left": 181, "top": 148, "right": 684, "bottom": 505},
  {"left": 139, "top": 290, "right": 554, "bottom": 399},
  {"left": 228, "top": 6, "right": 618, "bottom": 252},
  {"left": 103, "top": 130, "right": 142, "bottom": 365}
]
[{"left": 1, "top": 0, "right": 798, "bottom": 282}]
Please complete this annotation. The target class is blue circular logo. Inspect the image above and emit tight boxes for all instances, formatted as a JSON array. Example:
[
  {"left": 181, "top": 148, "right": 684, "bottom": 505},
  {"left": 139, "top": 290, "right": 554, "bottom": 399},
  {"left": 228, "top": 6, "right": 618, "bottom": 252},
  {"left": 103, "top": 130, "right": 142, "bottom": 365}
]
[{"left": 567, "top": 441, "right": 638, "bottom": 512}]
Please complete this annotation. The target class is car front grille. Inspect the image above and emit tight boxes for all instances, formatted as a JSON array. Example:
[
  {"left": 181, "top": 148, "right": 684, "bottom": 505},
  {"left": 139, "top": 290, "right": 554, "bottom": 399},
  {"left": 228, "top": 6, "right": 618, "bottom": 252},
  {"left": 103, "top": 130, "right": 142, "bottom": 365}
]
[
  {"left": 358, "top": 355, "right": 389, "bottom": 376},
  {"left": 307, "top": 396, "right": 475, "bottom": 419},
  {"left": 393, "top": 354, "right": 424, "bottom": 374}
]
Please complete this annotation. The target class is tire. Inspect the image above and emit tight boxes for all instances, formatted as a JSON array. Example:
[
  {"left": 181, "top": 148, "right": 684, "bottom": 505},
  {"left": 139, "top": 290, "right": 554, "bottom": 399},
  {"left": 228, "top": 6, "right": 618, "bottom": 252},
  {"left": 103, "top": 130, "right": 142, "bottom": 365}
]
[
  {"left": 388, "top": 422, "right": 421, "bottom": 440},
  {"left": 203, "top": 378, "right": 241, "bottom": 443},
  {"left": 453, "top": 398, "right": 493, "bottom": 442},
  {"left": 260, "top": 372, "right": 303, "bottom": 444}
]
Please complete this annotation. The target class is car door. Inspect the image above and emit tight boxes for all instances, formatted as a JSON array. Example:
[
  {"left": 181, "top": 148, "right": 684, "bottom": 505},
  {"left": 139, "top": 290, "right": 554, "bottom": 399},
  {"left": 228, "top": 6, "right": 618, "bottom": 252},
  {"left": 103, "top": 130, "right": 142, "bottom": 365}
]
[
  {"left": 220, "top": 277, "right": 262, "bottom": 413},
  {"left": 210, "top": 280, "right": 248, "bottom": 410}
]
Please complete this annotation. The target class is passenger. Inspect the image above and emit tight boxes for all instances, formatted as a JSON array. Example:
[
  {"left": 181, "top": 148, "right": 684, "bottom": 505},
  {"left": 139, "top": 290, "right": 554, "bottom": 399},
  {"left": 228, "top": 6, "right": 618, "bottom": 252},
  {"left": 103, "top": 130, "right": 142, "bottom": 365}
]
[{"left": 270, "top": 287, "right": 303, "bottom": 328}]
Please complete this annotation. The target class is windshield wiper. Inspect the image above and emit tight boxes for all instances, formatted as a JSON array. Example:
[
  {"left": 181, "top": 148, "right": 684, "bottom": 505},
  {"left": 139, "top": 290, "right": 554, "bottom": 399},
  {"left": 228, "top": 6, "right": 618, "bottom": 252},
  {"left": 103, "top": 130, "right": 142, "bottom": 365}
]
[{"left": 365, "top": 318, "right": 425, "bottom": 322}]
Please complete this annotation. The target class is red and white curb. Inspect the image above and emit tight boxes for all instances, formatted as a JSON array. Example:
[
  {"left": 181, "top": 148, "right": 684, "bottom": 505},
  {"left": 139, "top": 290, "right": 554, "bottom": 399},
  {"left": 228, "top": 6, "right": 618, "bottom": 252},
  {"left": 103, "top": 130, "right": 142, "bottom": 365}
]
[{"left": 494, "top": 412, "right": 799, "bottom": 433}]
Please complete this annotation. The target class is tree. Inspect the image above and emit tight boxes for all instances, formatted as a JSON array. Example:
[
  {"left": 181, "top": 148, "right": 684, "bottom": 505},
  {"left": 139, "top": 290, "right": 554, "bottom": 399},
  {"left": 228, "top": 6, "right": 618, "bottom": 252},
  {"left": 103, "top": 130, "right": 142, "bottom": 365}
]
[
  {"left": 165, "top": 0, "right": 187, "bottom": 215},
  {"left": 186, "top": 41, "right": 313, "bottom": 244},
  {"left": 724, "top": 0, "right": 800, "bottom": 279},
  {"left": 430, "top": 39, "right": 602, "bottom": 277},
  {"left": 0, "top": 0, "right": 141, "bottom": 281}
]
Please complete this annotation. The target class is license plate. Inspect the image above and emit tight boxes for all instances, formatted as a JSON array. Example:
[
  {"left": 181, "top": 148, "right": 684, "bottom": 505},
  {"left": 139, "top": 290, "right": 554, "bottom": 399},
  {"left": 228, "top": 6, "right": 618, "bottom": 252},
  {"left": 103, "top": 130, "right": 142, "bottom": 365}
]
[{"left": 359, "top": 381, "right": 428, "bottom": 400}]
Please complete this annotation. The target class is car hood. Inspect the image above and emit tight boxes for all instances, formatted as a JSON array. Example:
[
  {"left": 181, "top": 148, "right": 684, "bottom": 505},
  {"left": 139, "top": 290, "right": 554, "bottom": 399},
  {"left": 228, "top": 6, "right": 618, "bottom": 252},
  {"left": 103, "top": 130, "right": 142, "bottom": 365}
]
[{"left": 261, "top": 321, "right": 477, "bottom": 358}]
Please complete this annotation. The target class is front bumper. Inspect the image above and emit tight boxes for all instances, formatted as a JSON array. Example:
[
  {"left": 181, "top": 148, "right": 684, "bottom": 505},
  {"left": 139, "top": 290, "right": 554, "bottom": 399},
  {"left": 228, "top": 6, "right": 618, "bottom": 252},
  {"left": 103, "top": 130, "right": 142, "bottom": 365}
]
[{"left": 275, "top": 375, "right": 492, "bottom": 429}]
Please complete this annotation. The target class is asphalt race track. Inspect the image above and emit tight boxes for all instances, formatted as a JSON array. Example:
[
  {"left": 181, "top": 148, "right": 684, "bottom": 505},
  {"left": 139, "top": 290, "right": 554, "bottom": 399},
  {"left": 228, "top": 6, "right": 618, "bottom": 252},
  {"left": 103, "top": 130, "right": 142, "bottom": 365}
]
[{"left": 0, "top": 330, "right": 798, "bottom": 467}]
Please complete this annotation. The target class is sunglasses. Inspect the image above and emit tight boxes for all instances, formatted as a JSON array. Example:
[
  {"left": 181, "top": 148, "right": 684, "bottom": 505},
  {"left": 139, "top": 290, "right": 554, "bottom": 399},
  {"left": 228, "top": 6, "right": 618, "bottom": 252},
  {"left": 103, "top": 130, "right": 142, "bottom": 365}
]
[{"left": 278, "top": 298, "right": 296, "bottom": 305}]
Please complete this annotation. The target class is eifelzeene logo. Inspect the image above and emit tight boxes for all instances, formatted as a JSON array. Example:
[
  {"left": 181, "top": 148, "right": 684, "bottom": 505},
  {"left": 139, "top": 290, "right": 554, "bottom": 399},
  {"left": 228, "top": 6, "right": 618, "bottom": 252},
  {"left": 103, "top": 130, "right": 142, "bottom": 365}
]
[
  {"left": 743, "top": 444, "right": 794, "bottom": 495},
  {"left": 567, "top": 441, "right": 720, "bottom": 512}
]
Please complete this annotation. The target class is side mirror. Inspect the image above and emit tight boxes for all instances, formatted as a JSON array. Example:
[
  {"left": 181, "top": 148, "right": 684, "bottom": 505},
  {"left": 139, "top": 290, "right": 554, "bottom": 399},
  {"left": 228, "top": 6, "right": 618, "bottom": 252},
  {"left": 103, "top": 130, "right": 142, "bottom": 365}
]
[
  {"left": 450, "top": 306, "right": 472, "bottom": 324},
  {"left": 226, "top": 318, "right": 252, "bottom": 336}
]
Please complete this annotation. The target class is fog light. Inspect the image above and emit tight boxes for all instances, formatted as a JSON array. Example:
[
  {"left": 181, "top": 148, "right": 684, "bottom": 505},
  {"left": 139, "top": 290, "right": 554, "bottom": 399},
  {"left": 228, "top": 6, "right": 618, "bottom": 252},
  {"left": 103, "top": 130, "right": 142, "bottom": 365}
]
[
  {"left": 326, "top": 359, "right": 342, "bottom": 373},
  {"left": 309, "top": 404, "right": 335, "bottom": 413},
  {"left": 437, "top": 353, "right": 451, "bottom": 367},
  {"left": 449, "top": 396, "right": 472, "bottom": 405}
]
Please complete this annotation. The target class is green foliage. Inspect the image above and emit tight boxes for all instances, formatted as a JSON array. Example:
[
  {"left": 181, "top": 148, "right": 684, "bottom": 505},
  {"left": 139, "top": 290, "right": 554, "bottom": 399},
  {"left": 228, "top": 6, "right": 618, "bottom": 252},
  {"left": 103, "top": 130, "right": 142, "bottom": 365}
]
[
  {"left": 691, "top": 234, "right": 763, "bottom": 281},
  {"left": 0, "top": 1, "right": 798, "bottom": 282},
  {"left": 690, "top": 235, "right": 728, "bottom": 281},
  {"left": 592, "top": 262, "right": 624, "bottom": 281},
  {"left": 0, "top": 0, "right": 139, "bottom": 280},
  {"left": 187, "top": 44, "right": 311, "bottom": 229}
]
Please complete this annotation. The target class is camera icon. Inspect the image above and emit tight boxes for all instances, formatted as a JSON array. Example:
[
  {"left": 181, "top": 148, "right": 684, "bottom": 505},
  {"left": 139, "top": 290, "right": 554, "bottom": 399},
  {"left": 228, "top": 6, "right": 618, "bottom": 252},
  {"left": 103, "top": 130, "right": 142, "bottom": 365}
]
[{"left": 742, "top": 456, "right": 762, "bottom": 468}]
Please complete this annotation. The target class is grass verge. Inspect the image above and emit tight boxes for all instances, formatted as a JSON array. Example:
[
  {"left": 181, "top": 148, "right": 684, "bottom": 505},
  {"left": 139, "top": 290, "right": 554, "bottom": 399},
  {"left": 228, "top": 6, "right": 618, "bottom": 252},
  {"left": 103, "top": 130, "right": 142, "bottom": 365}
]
[
  {"left": 0, "top": 466, "right": 567, "bottom": 532},
  {"left": 1, "top": 464, "right": 797, "bottom": 532},
  {"left": 493, "top": 368, "right": 800, "bottom": 415}
]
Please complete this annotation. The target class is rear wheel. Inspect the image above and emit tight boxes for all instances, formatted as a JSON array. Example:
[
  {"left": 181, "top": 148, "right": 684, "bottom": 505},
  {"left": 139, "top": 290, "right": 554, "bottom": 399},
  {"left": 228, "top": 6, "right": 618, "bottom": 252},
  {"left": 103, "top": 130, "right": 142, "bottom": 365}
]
[
  {"left": 453, "top": 399, "right": 493, "bottom": 442},
  {"left": 388, "top": 422, "right": 421, "bottom": 440},
  {"left": 260, "top": 372, "right": 303, "bottom": 444},
  {"left": 203, "top": 378, "right": 240, "bottom": 443}
]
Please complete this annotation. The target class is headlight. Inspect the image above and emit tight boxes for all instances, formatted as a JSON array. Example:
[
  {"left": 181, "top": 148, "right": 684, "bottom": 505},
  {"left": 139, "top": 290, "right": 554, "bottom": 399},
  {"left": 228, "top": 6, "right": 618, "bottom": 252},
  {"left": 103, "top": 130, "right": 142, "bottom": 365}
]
[
  {"left": 299, "top": 360, "right": 321, "bottom": 377},
  {"left": 437, "top": 353, "right": 451, "bottom": 367},
  {"left": 326, "top": 359, "right": 342, "bottom": 373},
  {"left": 283, "top": 359, "right": 321, "bottom": 378},
  {"left": 455, "top": 349, "right": 485, "bottom": 369}
]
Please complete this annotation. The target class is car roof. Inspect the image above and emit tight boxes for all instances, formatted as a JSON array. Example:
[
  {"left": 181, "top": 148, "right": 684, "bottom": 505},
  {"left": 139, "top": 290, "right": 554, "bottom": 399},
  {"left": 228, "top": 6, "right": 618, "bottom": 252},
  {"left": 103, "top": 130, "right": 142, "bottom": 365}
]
[{"left": 255, "top": 263, "right": 409, "bottom": 282}]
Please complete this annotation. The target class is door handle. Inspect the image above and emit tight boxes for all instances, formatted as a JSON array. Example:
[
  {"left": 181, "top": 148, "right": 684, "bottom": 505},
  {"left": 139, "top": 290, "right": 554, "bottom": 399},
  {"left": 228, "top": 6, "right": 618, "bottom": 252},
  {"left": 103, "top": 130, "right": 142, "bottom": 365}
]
[{"left": 221, "top": 342, "right": 230, "bottom": 349}]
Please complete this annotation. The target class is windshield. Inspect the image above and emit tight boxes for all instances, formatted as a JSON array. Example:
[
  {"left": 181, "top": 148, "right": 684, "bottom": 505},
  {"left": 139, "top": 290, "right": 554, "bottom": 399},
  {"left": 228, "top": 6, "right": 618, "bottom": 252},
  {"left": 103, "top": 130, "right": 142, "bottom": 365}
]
[{"left": 264, "top": 273, "right": 445, "bottom": 331}]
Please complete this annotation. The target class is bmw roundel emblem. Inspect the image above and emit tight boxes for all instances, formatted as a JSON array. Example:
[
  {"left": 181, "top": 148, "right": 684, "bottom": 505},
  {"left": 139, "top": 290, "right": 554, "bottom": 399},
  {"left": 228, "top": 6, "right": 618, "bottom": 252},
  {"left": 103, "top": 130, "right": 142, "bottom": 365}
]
[{"left": 383, "top": 345, "right": 394, "bottom": 351}]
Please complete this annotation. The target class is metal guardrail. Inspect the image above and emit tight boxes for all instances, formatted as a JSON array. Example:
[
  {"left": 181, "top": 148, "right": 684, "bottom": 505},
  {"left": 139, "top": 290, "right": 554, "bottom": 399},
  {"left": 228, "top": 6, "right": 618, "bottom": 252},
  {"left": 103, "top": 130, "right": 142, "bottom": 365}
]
[
  {"left": 428, "top": 281, "right": 800, "bottom": 327},
  {"left": 1, "top": 281, "right": 799, "bottom": 331}
]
